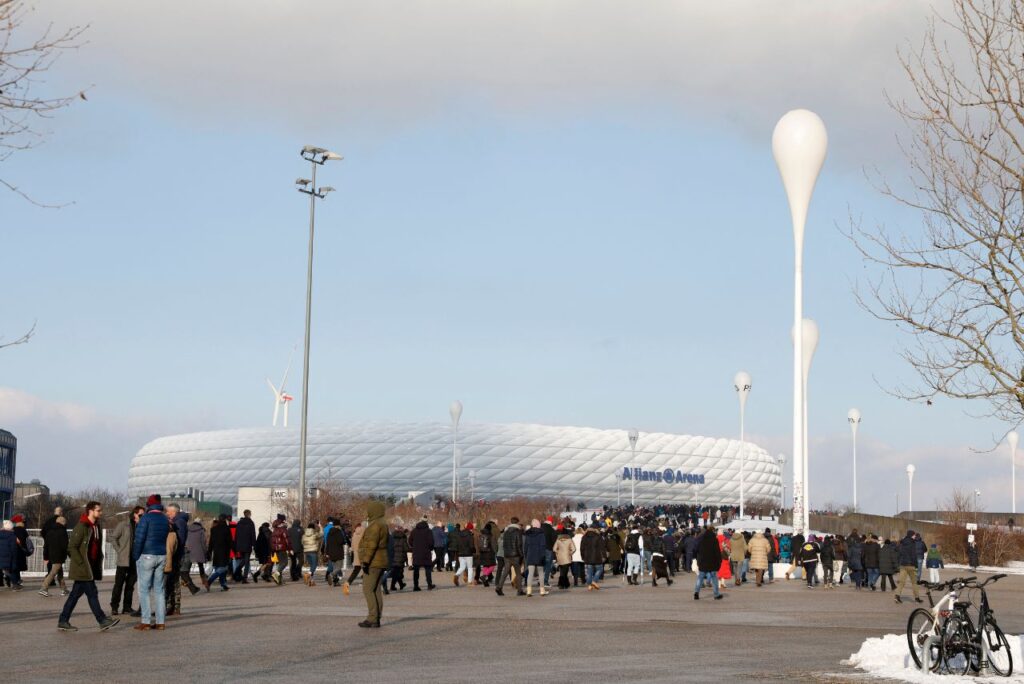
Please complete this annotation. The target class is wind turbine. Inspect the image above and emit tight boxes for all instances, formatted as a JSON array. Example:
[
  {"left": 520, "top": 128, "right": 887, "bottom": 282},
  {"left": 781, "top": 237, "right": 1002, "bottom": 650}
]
[{"left": 267, "top": 348, "right": 296, "bottom": 427}]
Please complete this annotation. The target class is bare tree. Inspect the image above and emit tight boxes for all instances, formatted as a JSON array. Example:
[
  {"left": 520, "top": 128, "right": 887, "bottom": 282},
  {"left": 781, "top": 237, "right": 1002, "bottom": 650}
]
[
  {"left": 849, "top": 1, "right": 1024, "bottom": 424},
  {"left": 0, "top": 0, "right": 87, "bottom": 203}
]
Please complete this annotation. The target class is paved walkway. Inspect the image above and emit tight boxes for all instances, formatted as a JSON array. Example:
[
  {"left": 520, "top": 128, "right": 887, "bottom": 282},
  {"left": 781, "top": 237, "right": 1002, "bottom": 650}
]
[{"left": 7, "top": 570, "right": 1024, "bottom": 682}]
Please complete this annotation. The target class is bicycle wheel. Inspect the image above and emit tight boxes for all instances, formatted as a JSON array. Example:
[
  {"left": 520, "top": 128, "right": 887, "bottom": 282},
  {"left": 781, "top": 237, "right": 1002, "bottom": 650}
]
[
  {"left": 983, "top": 622, "right": 1013, "bottom": 676},
  {"left": 907, "top": 608, "right": 942, "bottom": 671},
  {"left": 940, "top": 613, "right": 972, "bottom": 676}
]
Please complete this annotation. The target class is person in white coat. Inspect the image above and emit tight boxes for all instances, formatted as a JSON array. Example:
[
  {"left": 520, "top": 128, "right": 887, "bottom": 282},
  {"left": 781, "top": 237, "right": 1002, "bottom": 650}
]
[{"left": 571, "top": 526, "right": 585, "bottom": 587}]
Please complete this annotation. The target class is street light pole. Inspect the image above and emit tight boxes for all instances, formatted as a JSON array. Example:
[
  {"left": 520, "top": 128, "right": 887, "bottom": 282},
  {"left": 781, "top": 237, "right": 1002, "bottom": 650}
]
[
  {"left": 450, "top": 400, "right": 463, "bottom": 502},
  {"left": 1008, "top": 432, "right": 1018, "bottom": 515},
  {"left": 777, "top": 454, "right": 787, "bottom": 509},
  {"left": 295, "top": 145, "right": 342, "bottom": 522},
  {"left": 799, "top": 319, "right": 818, "bottom": 533},
  {"left": 628, "top": 428, "right": 639, "bottom": 506},
  {"left": 773, "top": 109, "right": 828, "bottom": 538},
  {"left": 848, "top": 408, "right": 861, "bottom": 510},
  {"left": 734, "top": 371, "right": 752, "bottom": 519},
  {"left": 906, "top": 464, "right": 915, "bottom": 519}
]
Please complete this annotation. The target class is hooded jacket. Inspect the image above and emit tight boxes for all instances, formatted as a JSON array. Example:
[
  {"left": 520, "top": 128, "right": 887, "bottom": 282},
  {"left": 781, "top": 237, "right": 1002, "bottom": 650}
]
[
  {"left": 500, "top": 523, "right": 523, "bottom": 559},
  {"left": 553, "top": 533, "right": 575, "bottom": 565},
  {"left": 68, "top": 514, "right": 104, "bottom": 582},
  {"left": 729, "top": 532, "right": 747, "bottom": 561},
  {"left": 580, "top": 529, "right": 606, "bottom": 565},
  {"left": 324, "top": 525, "right": 347, "bottom": 562},
  {"left": 186, "top": 520, "right": 208, "bottom": 564},
  {"left": 408, "top": 521, "right": 434, "bottom": 566},
  {"left": 747, "top": 532, "right": 771, "bottom": 570},
  {"left": 879, "top": 541, "right": 899, "bottom": 575},
  {"left": 358, "top": 501, "right": 390, "bottom": 570},
  {"left": 696, "top": 529, "right": 722, "bottom": 572},
  {"left": 43, "top": 521, "right": 69, "bottom": 565},
  {"left": 207, "top": 520, "right": 233, "bottom": 568},
  {"left": 523, "top": 526, "right": 547, "bottom": 565}
]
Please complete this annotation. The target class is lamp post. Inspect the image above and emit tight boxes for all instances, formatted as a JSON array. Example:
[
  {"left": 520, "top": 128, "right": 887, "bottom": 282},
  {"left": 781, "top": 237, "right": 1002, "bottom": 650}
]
[
  {"left": 777, "top": 454, "right": 787, "bottom": 509},
  {"left": 799, "top": 319, "right": 818, "bottom": 533},
  {"left": 1008, "top": 431, "right": 1019, "bottom": 515},
  {"left": 628, "top": 428, "right": 639, "bottom": 506},
  {"left": 974, "top": 488, "right": 981, "bottom": 525},
  {"left": 450, "top": 400, "right": 463, "bottom": 501},
  {"left": 615, "top": 473, "right": 622, "bottom": 507},
  {"left": 295, "top": 145, "right": 342, "bottom": 521},
  {"left": 773, "top": 109, "right": 828, "bottom": 537},
  {"left": 848, "top": 408, "right": 861, "bottom": 510},
  {"left": 734, "top": 371, "right": 752, "bottom": 519},
  {"left": 906, "top": 464, "right": 915, "bottom": 518}
]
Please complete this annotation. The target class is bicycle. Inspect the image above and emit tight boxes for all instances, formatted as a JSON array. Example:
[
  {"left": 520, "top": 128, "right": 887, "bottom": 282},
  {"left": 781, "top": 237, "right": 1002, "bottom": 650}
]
[
  {"left": 939, "top": 574, "right": 1013, "bottom": 676},
  {"left": 906, "top": 575, "right": 974, "bottom": 672}
]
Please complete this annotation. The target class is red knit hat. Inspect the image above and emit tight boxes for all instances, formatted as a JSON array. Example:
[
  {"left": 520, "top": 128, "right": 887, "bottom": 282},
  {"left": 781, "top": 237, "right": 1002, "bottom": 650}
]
[
  {"left": 146, "top": 494, "right": 161, "bottom": 506},
  {"left": 465, "top": 522, "right": 474, "bottom": 531},
  {"left": 10, "top": 514, "right": 23, "bottom": 523}
]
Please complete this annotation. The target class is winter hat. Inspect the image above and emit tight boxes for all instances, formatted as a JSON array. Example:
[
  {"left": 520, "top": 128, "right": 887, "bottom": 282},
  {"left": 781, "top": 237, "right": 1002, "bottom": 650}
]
[
  {"left": 10, "top": 514, "right": 24, "bottom": 523},
  {"left": 531, "top": 519, "right": 540, "bottom": 528},
  {"left": 276, "top": 513, "right": 286, "bottom": 522},
  {"left": 465, "top": 521, "right": 474, "bottom": 531},
  {"left": 146, "top": 494, "right": 161, "bottom": 506},
  {"left": 546, "top": 516, "right": 554, "bottom": 523},
  {"left": 930, "top": 543, "right": 937, "bottom": 548}
]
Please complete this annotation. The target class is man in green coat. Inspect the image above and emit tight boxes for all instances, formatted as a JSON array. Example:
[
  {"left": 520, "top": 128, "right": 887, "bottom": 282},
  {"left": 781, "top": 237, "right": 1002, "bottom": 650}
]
[
  {"left": 357, "top": 501, "right": 389, "bottom": 628},
  {"left": 58, "top": 501, "right": 119, "bottom": 632}
]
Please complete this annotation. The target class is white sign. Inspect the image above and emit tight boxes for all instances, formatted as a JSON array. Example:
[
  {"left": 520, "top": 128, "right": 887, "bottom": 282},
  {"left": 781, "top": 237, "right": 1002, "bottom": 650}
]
[{"left": 965, "top": 523, "right": 978, "bottom": 530}]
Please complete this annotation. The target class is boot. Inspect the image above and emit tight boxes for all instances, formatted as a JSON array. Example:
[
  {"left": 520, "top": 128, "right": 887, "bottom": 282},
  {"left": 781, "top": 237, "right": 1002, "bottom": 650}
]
[
  {"left": 342, "top": 582, "right": 350, "bottom": 596},
  {"left": 303, "top": 572, "right": 310, "bottom": 586},
  {"left": 540, "top": 587, "right": 549, "bottom": 596}
]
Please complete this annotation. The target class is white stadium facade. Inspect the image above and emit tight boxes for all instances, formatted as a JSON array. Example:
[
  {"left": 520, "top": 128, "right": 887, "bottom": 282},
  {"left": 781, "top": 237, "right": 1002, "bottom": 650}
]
[{"left": 128, "top": 422, "right": 782, "bottom": 508}]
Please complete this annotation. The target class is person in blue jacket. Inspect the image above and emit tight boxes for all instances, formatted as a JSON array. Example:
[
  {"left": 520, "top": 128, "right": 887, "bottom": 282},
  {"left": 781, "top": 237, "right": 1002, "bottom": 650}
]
[{"left": 133, "top": 494, "right": 171, "bottom": 629}]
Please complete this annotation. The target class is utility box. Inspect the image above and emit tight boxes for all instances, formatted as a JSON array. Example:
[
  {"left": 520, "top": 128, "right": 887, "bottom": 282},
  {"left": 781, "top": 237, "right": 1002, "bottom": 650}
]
[{"left": 237, "top": 486, "right": 293, "bottom": 526}]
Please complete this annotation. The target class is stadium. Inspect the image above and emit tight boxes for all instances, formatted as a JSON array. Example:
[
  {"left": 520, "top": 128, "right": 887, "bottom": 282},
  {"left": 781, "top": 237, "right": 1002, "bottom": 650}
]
[{"left": 127, "top": 422, "right": 782, "bottom": 508}]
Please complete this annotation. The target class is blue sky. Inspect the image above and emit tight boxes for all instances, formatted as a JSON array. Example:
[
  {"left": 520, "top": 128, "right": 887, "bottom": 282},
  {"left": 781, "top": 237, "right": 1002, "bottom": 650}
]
[{"left": 1, "top": 1, "right": 1008, "bottom": 515}]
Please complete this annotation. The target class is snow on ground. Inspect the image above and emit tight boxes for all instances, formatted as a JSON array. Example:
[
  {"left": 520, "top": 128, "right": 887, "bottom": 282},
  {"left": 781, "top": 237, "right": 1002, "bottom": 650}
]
[
  {"left": 945, "top": 563, "right": 1024, "bottom": 577},
  {"left": 846, "top": 633, "right": 1024, "bottom": 683}
]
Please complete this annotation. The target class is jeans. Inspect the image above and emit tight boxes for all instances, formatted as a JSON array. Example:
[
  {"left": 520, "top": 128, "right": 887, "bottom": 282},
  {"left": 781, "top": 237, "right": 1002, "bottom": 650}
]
[
  {"left": 543, "top": 549, "right": 554, "bottom": 586},
  {"left": 585, "top": 563, "right": 602, "bottom": 585},
  {"left": 59, "top": 580, "right": 107, "bottom": 624},
  {"left": 916, "top": 557, "right": 925, "bottom": 582},
  {"left": 625, "top": 553, "right": 641, "bottom": 576},
  {"left": 305, "top": 552, "right": 318, "bottom": 576},
  {"left": 867, "top": 568, "right": 880, "bottom": 587},
  {"left": 136, "top": 554, "right": 167, "bottom": 625},
  {"left": 642, "top": 549, "right": 652, "bottom": 573},
  {"left": 208, "top": 565, "right": 230, "bottom": 589},
  {"left": 110, "top": 565, "right": 136, "bottom": 611},
  {"left": 233, "top": 555, "right": 251, "bottom": 579},
  {"left": 694, "top": 571, "right": 720, "bottom": 597}
]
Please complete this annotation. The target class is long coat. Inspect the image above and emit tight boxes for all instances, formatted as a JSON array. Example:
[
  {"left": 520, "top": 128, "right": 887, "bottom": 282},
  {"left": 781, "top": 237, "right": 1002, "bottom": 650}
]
[
  {"left": 44, "top": 523, "right": 69, "bottom": 565},
  {"left": 235, "top": 516, "right": 257, "bottom": 555},
  {"left": 695, "top": 530, "right": 722, "bottom": 573},
  {"left": 207, "top": 521, "right": 233, "bottom": 568},
  {"left": 408, "top": 521, "right": 434, "bottom": 566},
  {"left": 186, "top": 521, "right": 208, "bottom": 564},
  {"left": 67, "top": 518, "right": 103, "bottom": 582},
  {"left": 747, "top": 533, "right": 771, "bottom": 570}
]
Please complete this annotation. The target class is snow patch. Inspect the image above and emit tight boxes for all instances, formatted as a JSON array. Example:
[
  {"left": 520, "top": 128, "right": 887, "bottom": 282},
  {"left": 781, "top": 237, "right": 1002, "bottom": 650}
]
[{"left": 846, "top": 633, "right": 1024, "bottom": 683}]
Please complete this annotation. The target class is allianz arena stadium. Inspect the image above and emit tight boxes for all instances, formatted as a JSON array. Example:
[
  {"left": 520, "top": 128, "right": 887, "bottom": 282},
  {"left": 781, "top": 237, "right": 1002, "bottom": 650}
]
[{"left": 127, "top": 422, "right": 781, "bottom": 508}]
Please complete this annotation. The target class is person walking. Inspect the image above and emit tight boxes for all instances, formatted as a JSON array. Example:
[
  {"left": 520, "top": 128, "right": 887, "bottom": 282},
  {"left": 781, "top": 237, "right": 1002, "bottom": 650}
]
[
  {"left": 863, "top": 535, "right": 881, "bottom": 590},
  {"left": 747, "top": 530, "right": 771, "bottom": 587},
  {"left": 894, "top": 530, "right": 923, "bottom": 604},
  {"left": 39, "top": 515, "right": 70, "bottom": 597},
  {"left": 878, "top": 537, "right": 899, "bottom": 591},
  {"left": 523, "top": 519, "right": 547, "bottom": 596},
  {"left": 388, "top": 524, "right": 408, "bottom": 592},
  {"left": 254, "top": 522, "right": 273, "bottom": 581},
  {"left": 107, "top": 506, "right": 141, "bottom": 612},
  {"left": 58, "top": 501, "right": 119, "bottom": 632},
  {"left": 494, "top": 518, "right": 524, "bottom": 597},
  {"left": 323, "top": 519, "right": 347, "bottom": 587},
  {"left": 133, "top": 495, "right": 170, "bottom": 631},
  {"left": 571, "top": 525, "right": 586, "bottom": 587},
  {"left": 476, "top": 521, "right": 497, "bottom": 588},
  {"left": 728, "top": 530, "right": 747, "bottom": 587},
  {"left": 914, "top": 532, "right": 927, "bottom": 583},
  {"left": 270, "top": 514, "right": 292, "bottom": 585},
  {"left": 301, "top": 522, "right": 323, "bottom": 587},
  {"left": 820, "top": 536, "right": 836, "bottom": 588},
  {"left": 164, "top": 504, "right": 195, "bottom": 616},
  {"left": 287, "top": 519, "right": 304, "bottom": 582},
  {"left": 205, "top": 516, "right": 233, "bottom": 592},
  {"left": 798, "top": 535, "right": 820, "bottom": 588},
  {"left": 343, "top": 521, "right": 364, "bottom": 595},
  {"left": 358, "top": 501, "right": 389, "bottom": 628},
  {"left": 234, "top": 509, "right": 257, "bottom": 583},
  {"left": 693, "top": 526, "right": 723, "bottom": 600},
  {"left": 431, "top": 521, "right": 447, "bottom": 573},
  {"left": 185, "top": 516, "right": 208, "bottom": 586},
  {"left": 623, "top": 525, "right": 643, "bottom": 586},
  {"left": 966, "top": 536, "right": 980, "bottom": 570},
  {"left": 408, "top": 516, "right": 436, "bottom": 591},
  {"left": 605, "top": 526, "right": 623, "bottom": 575},
  {"left": 580, "top": 524, "right": 606, "bottom": 591},
  {"left": 0, "top": 520, "right": 20, "bottom": 590},
  {"left": 454, "top": 522, "right": 476, "bottom": 586},
  {"left": 553, "top": 526, "right": 575, "bottom": 589}
]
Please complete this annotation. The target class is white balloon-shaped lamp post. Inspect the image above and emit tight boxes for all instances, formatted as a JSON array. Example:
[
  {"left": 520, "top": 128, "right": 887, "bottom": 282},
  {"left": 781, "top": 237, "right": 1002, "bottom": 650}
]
[
  {"left": 450, "top": 400, "right": 463, "bottom": 501},
  {"left": 773, "top": 109, "right": 828, "bottom": 536},
  {"left": 848, "top": 408, "right": 862, "bottom": 510},
  {"left": 777, "top": 454, "right": 787, "bottom": 509},
  {"left": 734, "top": 371, "right": 752, "bottom": 519},
  {"left": 790, "top": 318, "right": 819, "bottom": 532}
]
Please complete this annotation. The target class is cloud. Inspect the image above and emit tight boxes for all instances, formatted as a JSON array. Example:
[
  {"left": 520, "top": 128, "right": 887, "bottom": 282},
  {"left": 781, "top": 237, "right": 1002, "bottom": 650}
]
[
  {"left": 53, "top": 0, "right": 935, "bottom": 162},
  {"left": 0, "top": 388, "right": 216, "bottom": 493}
]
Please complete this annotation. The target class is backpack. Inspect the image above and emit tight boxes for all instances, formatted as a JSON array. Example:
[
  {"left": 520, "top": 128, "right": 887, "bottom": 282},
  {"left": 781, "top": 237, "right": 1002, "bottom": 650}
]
[
  {"left": 625, "top": 532, "right": 640, "bottom": 554},
  {"left": 24, "top": 536, "right": 35, "bottom": 557}
]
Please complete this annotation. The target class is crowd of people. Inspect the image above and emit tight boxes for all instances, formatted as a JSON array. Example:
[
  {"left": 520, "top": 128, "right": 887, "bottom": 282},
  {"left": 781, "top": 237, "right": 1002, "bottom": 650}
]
[{"left": 0, "top": 499, "right": 980, "bottom": 630}]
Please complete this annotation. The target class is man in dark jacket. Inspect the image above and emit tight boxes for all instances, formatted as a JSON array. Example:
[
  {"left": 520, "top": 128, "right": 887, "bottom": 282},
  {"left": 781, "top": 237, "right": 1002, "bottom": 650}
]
[
  {"left": 580, "top": 527, "right": 606, "bottom": 590},
  {"left": 682, "top": 531, "right": 699, "bottom": 574},
  {"left": 270, "top": 515, "right": 291, "bottom": 584},
  {"left": 541, "top": 516, "right": 557, "bottom": 588},
  {"left": 288, "top": 520, "right": 304, "bottom": 582},
  {"left": 323, "top": 519, "right": 347, "bottom": 586},
  {"left": 58, "top": 502, "right": 118, "bottom": 632},
  {"left": 0, "top": 520, "right": 20, "bottom": 590},
  {"left": 39, "top": 515, "right": 69, "bottom": 596},
  {"left": 495, "top": 518, "right": 524, "bottom": 596},
  {"left": 133, "top": 495, "right": 170, "bottom": 629},
  {"left": 693, "top": 526, "right": 723, "bottom": 600},
  {"left": 408, "top": 517, "right": 435, "bottom": 591},
  {"left": 165, "top": 504, "right": 196, "bottom": 615},
  {"left": 234, "top": 509, "right": 257, "bottom": 583},
  {"left": 206, "top": 516, "right": 233, "bottom": 592},
  {"left": 914, "top": 533, "right": 927, "bottom": 582},
  {"left": 454, "top": 522, "right": 477, "bottom": 586},
  {"left": 863, "top": 535, "right": 881, "bottom": 590},
  {"left": 878, "top": 538, "right": 899, "bottom": 591},
  {"left": 894, "top": 530, "right": 923, "bottom": 604}
]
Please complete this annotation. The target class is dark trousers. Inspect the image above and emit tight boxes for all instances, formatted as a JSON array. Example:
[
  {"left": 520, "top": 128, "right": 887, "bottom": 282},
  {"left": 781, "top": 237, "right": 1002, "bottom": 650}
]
[
  {"left": 388, "top": 565, "right": 405, "bottom": 589},
  {"left": 59, "top": 580, "right": 106, "bottom": 625},
  {"left": 433, "top": 547, "right": 445, "bottom": 571},
  {"left": 110, "top": 565, "right": 137, "bottom": 612},
  {"left": 803, "top": 561, "right": 817, "bottom": 586},
  {"left": 346, "top": 564, "right": 362, "bottom": 584},
  {"left": 495, "top": 556, "right": 521, "bottom": 591},
  {"left": 881, "top": 573, "right": 897, "bottom": 590},
  {"left": 289, "top": 553, "right": 301, "bottom": 581},
  {"left": 558, "top": 564, "right": 571, "bottom": 588},
  {"left": 412, "top": 564, "right": 433, "bottom": 589}
]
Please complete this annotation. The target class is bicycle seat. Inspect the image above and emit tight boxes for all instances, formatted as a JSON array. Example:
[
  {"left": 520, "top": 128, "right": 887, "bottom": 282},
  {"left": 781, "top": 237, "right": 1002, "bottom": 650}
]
[{"left": 954, "top": 601, "right": 972, "bottom": 609}]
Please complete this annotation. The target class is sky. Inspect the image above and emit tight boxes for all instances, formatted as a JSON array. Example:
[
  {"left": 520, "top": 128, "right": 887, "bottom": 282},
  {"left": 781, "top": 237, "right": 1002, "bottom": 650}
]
[{"left": 0, "top": 1, "right": 1011, "bottom": 515}]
